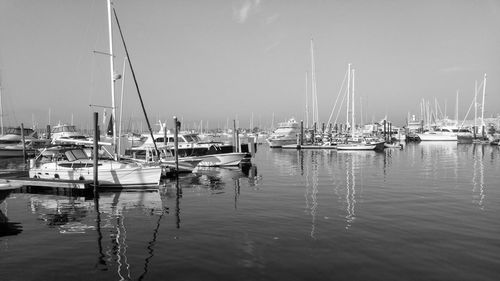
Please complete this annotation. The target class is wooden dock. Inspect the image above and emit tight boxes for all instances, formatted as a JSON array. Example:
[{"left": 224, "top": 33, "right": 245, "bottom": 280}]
[
  {"left": 1, "top": 178, "right": 93, "bottom": 190},
  {"left": 281, "top": 144, "right": 337, "bottom": 150}
]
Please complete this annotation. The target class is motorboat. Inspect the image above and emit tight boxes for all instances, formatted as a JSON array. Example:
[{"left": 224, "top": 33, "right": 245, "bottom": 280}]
[
  {"left": 50, "top": 123, "right": 89, "bottom": 144},
  {"left": 266, "top": 118, "right": 300, "bottom": 148},
  {"left": 29, "top": 146, "right": 162, "bottom": 188},
  {"left": 417, "top": 127, "right": 458, "bottom": 141},
  {"left": 0, "top": 127, "right": 49, "bottom": 157},
  {"left": 126, "top": 125, "right": 251, "bottom": 167}
]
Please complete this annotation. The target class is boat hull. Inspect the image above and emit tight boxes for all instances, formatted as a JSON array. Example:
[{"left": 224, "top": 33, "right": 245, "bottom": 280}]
[
  {"left": 266, "top": 138, "right": 297, "bottom": 148},
  {"left": 336, "top": 144, "right": 377, "bottom": 151},
  {"left": 196, "top": 152, "right": 250, "bottom": 167},
  {"left": 29, "top": 162, "right": 162, "bottom": 188},
  {"left": 417, "top": 133, "right": 457, "bottom": 141}
]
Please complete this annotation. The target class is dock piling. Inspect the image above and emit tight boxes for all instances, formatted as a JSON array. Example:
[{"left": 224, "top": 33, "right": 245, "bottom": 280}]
[{"left": 93, "top": 112, "right": 99, "bottom": 193}]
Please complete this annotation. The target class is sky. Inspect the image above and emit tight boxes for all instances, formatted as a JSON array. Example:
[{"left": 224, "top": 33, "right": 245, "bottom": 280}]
[{"left": 1, "top": 0, "right": 499, "bottom": 131}]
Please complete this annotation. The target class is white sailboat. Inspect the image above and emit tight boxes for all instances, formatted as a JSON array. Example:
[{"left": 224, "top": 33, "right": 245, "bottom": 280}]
[{"left": 29, "top": 0, "right": 162, "bottom": 187}]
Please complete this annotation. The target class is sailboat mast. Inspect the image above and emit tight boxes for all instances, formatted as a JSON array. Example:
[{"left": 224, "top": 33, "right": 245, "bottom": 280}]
[
  {"left": 351, "top": 68, "right": 355, "bottom": 133},
  {"left": 310, "top": 39, "right": 316, "bottom": 127},
  {"left": 455, "top": 90, "right": 459, "bottom": 126},
  {"left": 107, "top": 0, "right": 117, "bottom": 158},
  {"left": 305, "top": 72, "right": 309, "bottom": 128},
  {"left": 346, "top": 63, "right": 351, "bottom": 129},
  {"left": 481, "top": 73, "right": 487, "bottom": 135},
  {"left": 0, "top": 82, "right": 3, "bottom": 135},
  {"left": 474, "top": 80, "right": 477, "bottom": 132}
]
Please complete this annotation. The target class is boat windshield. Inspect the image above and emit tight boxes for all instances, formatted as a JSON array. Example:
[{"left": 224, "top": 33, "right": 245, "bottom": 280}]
[
  {"left": 4, "top": 127, "right": 34, "bottom": 135},
  {"left": 64, "top": 149, "right": 89, "bottom": 161}
]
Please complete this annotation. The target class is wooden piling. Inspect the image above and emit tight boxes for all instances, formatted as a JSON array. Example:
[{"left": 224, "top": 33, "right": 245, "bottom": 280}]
[
  {"left": 300, "top": 120, "right": 304, "bottom": 145},
  {"left": 174, "top": 116, "right": 179, "bottom": 176},
  {"left": 20, "top": 123, "right": 26, "bottom": 164},
  {"left": 93, "top": 112, "right": 99, "bottom": 192},
  {"left": 46, "top": 125, "right": 51, "bottom": 139}
]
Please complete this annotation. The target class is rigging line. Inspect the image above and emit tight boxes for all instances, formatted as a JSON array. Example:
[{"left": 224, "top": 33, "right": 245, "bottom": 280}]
[
  {"left": 113, "top": 7, "right": 160, "bottom": 157},
  {"left": 327, "top": 67, "right": 348, "bottom": 125},
  {"left": 333, "top": 77, "right": 349, "bottom": 126},
  {"left": 459, "top": 95, "right": 477, "bottom": 130}
]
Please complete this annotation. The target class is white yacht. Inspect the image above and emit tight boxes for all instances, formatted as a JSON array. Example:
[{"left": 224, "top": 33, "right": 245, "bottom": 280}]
[
  {"left": 417, "top": 127, "right": 458, "bottom": 141},
  {"left": 50, "top": 123, "right": 89, "bottom": 144},
  {"left": 266, "top": 118, "right": 300, "bottom": 148}
]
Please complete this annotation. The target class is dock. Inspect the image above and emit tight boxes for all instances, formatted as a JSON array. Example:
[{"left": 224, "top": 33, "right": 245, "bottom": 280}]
[
  {"left": 281, "top": 144, "right": 337, "bottom": 150},
  {"left": 1, "top": 178, "right": 93, "bottom": 190}
]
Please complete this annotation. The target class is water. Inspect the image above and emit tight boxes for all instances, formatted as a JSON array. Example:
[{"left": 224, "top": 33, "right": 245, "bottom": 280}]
[{"left": 1, "top": 143, "right": 499, "bottom": 281}]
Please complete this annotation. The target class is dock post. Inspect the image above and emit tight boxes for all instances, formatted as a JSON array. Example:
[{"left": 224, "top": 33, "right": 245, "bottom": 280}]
[
  {"left": 383, "top": 120, "right": 387, "bottom": 141},
  {"left": 174, "top": 116, "right": 179, "bottom": 177},
  {"left": 20, "top": 123, "right": 27, "bottom": 164},
  {"left": 46, "top": 125, "right": 51, "bottom": 140},
  {"left": 163, "top": 120, "right": 167, "bottom": 159},
  {"left": 300, "top": 120, "right": 304, "bottom": 146},
  {"left": 93, "top": 112, "right": 99, "bottom": 193},
  {"left": 233, "top": 120, "right": 237, "bottom": 152}
]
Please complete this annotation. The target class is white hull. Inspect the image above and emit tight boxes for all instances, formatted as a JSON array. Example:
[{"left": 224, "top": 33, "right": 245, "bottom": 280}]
[
  {"left": 336, "top": 143, "right": 377, "bottom": 150},
  {"left": 196, "top": 153, "right": 249, "bottom": 167},
  {"left": 417, "top": 133, "right": 457, "bottom": 141},
  {"left": 29, "top": 161, "right": 162, "bottom": 188},
  {"left": 266, "top": 138, "right": 297, "bottom": 148}
]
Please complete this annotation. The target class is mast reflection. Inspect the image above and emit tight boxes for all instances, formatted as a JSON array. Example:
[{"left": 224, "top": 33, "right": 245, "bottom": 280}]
[{"left": 472, "top": 144, "right": 486, "bottom": 209}]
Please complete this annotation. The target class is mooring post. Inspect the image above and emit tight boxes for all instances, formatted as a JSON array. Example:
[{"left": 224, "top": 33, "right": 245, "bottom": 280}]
[
  {"left": 46, "top": 125, "right": 51, "bottom": 140},
  {"left": 174, "top": 116, "right": 179, "bottom": 176},
  {"left": 93, "top": 112, "right": 99, "bottom": 193},
  {"left": 300, "top": 120, "right": 304, "bottom": 146},
  {"left": 20, "top": 123, "right": 27, "bottom": 164},
  {"left": 163, "top": 120, "right": 167, "bottom": 159},
  {"left": 233, "top": 120, "right": 237, "bottom": 152}
]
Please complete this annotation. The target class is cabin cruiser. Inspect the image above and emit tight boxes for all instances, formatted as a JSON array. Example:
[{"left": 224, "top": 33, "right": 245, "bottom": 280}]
[
  {"left": 266, "top": 118, "right": 300, "bottom": 148},
  {"left": 126, "top": 126, "right": 251, "bottom": 167},
  {"left": 29, "top": 146, "right": 162, "bottom": 188},
  {"left": 417, "top": 127, "right": 458, "bottom": 141},
  {"left": 50, "top": 123, "right": 89, "bottom": 144},
  {"left": 0, "top": 127, "right": 49, "bottom": 157}
]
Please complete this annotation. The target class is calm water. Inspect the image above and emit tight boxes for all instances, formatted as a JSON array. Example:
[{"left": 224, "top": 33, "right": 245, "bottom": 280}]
[{"left": 1, "top": 143, "right": 499, "bottom": 281}]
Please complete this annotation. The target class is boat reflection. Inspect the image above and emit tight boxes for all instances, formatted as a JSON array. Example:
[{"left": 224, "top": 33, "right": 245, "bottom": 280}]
[{"left": 0, "top": 207, "right": 23, "bottom": 238}]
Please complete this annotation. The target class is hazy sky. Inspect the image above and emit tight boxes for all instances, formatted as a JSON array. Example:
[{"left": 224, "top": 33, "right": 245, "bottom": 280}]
[{"left": 1, "top": 0, "right": 499, "bottom": 130}]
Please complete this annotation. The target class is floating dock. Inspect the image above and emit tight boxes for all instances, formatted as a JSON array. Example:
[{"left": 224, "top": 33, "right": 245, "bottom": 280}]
[
  {"left": 281, "top": 144, "right": 337, "bottom": 150},
  {"left": 1, "top": 178, "right": 93, "bottom": 190}
]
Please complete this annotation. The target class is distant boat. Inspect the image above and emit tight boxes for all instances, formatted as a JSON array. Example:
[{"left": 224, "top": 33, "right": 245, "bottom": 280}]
[
  {"left": 266, "top": 118, "right": 300, "bottom": 148},
  {"left": 0, "top": 127, "right": 49, "bottom": 158},
  {"left": 417, "top": 127, "right": 458, "bottom": 141},
  {"left": 50, "top": 123, "right": 89, "bottom": 144}
]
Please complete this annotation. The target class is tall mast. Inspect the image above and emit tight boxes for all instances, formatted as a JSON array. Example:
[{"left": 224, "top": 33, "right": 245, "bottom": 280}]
[
  {"left": 346, "top": 63, "right": 351, "bottom": 129},
  {"left": 474, "top": 80, "right": 477, "bottom": 132},
  {"left": 351, "top": 68, "right": 355, "bottom": 134},
  {"left": 481, "top": 73, "right": 487, "bottom": 135},
  {"left": 107, "top": 0, "right": 117, "bottom": 159},
  {"left": 455, "top": 90, "right": 458, "bottom": 125},
  {"left": 305, "top": 71, "right": 309, "bottom": 128},
  {"left": 0, "top": 81, "right": 3, "bottom": 135},
  {"left": 310, "top": 39, "right": 317, "bottom": 126}
]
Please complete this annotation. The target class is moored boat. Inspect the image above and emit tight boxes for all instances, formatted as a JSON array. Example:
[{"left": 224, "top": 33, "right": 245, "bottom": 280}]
[
  {"left": 29, "top": 147, "right": 162, "bottom": 188},
  {"left": 266, "top": 118, "right": 300, "bottom": 148}
]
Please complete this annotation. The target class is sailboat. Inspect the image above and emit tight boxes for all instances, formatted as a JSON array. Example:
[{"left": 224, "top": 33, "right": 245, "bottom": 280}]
[
  {"left": 336, "top": 66, "right": 384, "bottom": 151},
  {"left": 28, "top": 0, "right": 162, "bottom": 188}
]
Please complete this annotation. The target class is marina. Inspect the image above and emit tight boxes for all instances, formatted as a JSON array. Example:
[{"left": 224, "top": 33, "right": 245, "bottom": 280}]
[{"left": 1, "top": 0, "right": 500, "bottom": 280}]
